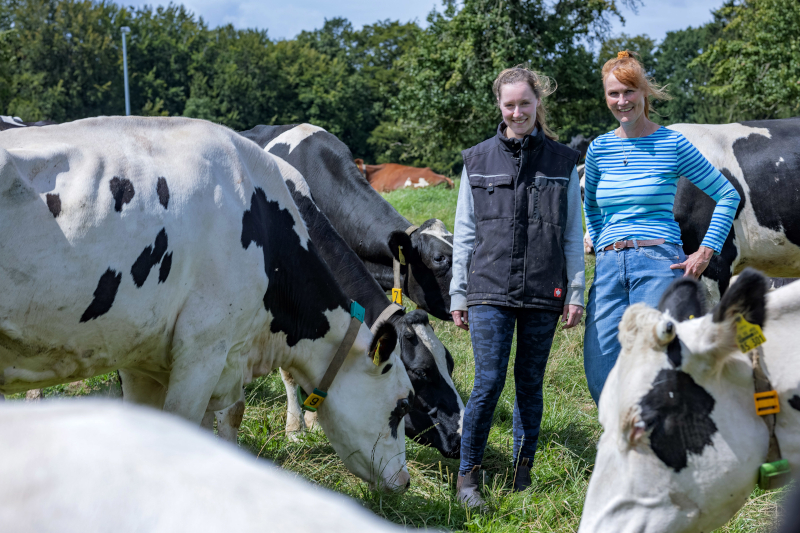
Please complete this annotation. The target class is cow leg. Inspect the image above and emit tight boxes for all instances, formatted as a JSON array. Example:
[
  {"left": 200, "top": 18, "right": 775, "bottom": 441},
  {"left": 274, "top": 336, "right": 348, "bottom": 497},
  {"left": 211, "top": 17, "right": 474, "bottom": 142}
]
[
  {"left": 25, "top": 389, "right": 43, "bottom": 401},
  {"left": 214, "top": 400, "right": 246, "bottom": 443},
  {"left": 280, "top": 368, "right": 307, "bottom": 441},
  {"left": 201, "top": 410, "right": 215, "bottom": 431},
  {"left": 162, "top": 341, "right": 228, "bottom": 425},
  {"left": 118, "top": 369, "right": 167, "bottom": 409}
]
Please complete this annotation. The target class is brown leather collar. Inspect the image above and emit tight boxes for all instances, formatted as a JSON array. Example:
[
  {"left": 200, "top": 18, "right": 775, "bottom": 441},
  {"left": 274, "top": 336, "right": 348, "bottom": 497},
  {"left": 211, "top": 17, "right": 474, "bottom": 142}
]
[{"left": 602, "top": 238, "right": 666, "bottom": 252}]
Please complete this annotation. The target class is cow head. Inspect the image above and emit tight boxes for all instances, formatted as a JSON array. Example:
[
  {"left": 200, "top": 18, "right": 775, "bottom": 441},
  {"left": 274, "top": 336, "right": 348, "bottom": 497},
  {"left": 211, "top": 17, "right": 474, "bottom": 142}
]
[
  {"left": 306, "top": 318, "right": 414, "bottom": 492},
  {"left": 389, "top": 219, "right": 453, "bottom": 321},
  {"left": 398, "top": 310, "right": 464, "bottom": 458},
  {"left": 579, "top": 269, "right": 771, "bottom": 533}
]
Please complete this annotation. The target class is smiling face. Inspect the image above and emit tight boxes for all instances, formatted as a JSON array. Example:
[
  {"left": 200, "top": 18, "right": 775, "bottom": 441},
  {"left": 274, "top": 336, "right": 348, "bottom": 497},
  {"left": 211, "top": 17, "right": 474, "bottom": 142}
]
[
  {"left": 498, "top": 81, "right": 538, "bottom": 139},
  {"left": 604, "top": 73, "right": 646, "bottom": 127}
]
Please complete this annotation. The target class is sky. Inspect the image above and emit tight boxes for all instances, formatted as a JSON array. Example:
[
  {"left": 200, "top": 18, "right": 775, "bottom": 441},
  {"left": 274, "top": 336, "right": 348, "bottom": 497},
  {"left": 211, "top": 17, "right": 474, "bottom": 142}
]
[{"left": 124, "top": 0, "right": 724, "bottom": 43}]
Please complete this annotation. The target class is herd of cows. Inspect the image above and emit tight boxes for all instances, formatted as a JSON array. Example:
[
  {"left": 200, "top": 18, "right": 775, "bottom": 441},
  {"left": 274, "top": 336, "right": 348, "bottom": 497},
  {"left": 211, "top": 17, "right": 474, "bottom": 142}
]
[{"left": 0, "top": 114, "right": 798, "bottom": 532}]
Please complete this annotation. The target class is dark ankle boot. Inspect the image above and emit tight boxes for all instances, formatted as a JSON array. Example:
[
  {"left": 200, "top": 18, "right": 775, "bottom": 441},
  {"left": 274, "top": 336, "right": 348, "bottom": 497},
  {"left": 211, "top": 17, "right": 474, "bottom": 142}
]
[
  {"left": 456, "top": 466, "right": 486, "bottom": 510},
  {"left": 513, "top": 457, "right": 532, "bottom": 492}
]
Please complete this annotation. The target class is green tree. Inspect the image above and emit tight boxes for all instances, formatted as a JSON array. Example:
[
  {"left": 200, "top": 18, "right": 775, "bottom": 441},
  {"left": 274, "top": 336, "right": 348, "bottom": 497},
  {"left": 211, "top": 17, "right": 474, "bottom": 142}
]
[
  {"left": 692, "top": 0, "right": 800, "bottom": 120},
  {"left": 382, "top": 0, "right": 639, "bottom": 174}
]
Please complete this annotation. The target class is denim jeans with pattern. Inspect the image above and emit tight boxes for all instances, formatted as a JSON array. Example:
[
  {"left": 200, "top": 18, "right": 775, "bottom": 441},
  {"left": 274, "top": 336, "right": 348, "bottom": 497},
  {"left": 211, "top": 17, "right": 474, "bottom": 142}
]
[{"left": 458, "top": 304, "right": 560, "bottom": 473}]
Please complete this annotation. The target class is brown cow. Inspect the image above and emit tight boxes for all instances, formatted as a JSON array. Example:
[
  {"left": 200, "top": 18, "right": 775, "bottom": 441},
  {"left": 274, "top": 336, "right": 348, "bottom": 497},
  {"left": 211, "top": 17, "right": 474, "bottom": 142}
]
[{"left": 354, "top": 159, "right": 454, "bottom": 192}]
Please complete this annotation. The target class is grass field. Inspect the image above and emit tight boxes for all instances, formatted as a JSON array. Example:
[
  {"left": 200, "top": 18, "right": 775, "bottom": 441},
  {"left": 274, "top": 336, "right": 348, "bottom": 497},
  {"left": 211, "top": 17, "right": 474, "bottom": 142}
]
[{"left": 12, "top": 180, "right": 786, "bottom": 531}]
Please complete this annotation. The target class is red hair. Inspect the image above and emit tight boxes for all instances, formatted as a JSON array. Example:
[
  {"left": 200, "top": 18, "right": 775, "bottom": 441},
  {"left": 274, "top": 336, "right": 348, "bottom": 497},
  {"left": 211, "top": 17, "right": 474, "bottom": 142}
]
[{"left": 601, "top": 51, "right": 670, "bottom": 118}]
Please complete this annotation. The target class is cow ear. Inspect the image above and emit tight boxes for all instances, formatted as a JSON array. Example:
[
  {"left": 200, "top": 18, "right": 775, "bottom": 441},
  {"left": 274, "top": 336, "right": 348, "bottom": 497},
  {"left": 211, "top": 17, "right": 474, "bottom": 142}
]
[
  {"left": 712, "top": 268, "right": 767, "bottom": 326},
  {"left": 658, "top": 278, "right": 705, "bottom": 322},
  {"left": 368, "top": 322, "right": 398, "bottom": 366},
  {"left": 388, "top": 231, "right": 414, "bottom": 264}
]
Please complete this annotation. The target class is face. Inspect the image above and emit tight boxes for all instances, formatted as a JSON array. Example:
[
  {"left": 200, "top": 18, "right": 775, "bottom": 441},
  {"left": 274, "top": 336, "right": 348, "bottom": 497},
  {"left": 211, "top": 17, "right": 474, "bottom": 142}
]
[
  {"left": 498, "top": 81, "right": 538, "bottom": 139},
  {"left": 313, "top": 319, "right": 414, "bottom": 491},
  {"left": 579, "top": 272, "right": 772, "bottom": 533},
  {"left": 399, "top": 311, "right": 464, "bottom": 459},
  {"left": 604, "top": 73, "right": 646, "bottom": 126}
]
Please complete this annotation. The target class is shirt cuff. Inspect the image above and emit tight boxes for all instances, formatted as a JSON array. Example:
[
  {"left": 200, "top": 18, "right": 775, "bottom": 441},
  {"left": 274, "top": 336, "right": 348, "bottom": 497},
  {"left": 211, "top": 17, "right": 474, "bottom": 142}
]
[
  {"left": 565, "top": 287, "right": 585, "bottom": 308},
  {"left": 449, "top": 293, "right": 468, "bottom": 313}
]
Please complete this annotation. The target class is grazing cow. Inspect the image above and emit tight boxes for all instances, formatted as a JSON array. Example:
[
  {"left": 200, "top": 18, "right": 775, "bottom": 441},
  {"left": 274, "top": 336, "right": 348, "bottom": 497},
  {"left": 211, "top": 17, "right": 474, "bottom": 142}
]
[
  {"left": 0, "top": 115, "right": 55, "bottom": 131},
  {"left": 0, "top": 116, "right": 413, "bottom": 490},
  {"left": 239, "top": 124, "right": 454, "bottom": 321},
  {"left": 0, "top": 401, "right": 408, "bottom": 532},
  {"left": 582, "top": 119, "right": 800, "bottom": 305},
  {"left": 579, "top": 270, "right": 800, "bottom": 533},
  {"left": 248, "top": 158, "right": 464, "bottom": 458},
  {"left": 354, "top": 158, "right": 454, "bottom": 192}
]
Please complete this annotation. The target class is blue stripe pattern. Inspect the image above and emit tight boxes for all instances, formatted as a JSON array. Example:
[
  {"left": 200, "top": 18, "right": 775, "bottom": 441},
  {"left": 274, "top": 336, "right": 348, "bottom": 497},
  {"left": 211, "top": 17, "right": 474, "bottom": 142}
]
[{"left": 583, "top": 127, "right": 740, "bottom": 253}]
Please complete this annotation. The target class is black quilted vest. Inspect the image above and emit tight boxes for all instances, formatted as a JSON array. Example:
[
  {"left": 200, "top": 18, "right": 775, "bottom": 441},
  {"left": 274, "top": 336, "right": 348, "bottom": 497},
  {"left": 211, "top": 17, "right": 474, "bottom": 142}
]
[{"left": 462, "top": 124, "right": 580, "bottom": 311}]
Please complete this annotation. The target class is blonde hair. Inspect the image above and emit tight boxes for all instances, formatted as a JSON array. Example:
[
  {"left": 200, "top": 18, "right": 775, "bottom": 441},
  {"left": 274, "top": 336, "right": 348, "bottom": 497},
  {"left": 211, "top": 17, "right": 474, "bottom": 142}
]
[
  {"left": 601, "top": 51, "right": 671, "bottom": 118},
  {"left": 493, "top": 65, "right": 558, "bottom": 141}
]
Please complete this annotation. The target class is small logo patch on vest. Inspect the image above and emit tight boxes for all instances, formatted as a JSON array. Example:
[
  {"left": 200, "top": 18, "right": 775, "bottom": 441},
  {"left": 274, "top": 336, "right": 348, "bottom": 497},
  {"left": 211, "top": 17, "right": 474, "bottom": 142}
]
[{"left": 554, "top": 288, "right": 562, "bottom": 297}]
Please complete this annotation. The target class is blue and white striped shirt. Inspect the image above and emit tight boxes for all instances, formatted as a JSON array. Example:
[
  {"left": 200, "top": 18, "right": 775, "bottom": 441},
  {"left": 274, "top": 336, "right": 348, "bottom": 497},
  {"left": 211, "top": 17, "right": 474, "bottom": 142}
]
[{"left": 583, "top": 127, "right": 740, "bottom": 253}]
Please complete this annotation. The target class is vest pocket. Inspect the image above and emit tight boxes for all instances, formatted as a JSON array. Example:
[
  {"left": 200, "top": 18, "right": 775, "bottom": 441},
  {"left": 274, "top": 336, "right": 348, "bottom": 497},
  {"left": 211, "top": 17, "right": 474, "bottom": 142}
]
[
  {"left": 535, "top": 177, "right": 568, "bottom": 227},
  {"left": 469, "top": 174, "right": 513, "bottom": 220}
]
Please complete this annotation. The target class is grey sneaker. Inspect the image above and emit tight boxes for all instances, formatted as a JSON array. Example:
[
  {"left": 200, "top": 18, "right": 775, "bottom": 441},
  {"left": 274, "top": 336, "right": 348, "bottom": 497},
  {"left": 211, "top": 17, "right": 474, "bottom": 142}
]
[{"left": 456, "top": 466, "right": 487, "bottom": 510}]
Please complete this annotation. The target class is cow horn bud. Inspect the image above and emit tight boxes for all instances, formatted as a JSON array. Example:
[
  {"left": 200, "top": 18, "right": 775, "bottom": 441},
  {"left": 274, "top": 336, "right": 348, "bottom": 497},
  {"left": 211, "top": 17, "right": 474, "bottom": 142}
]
[{"left": 654, "top": 319, "right": 676, "bottom": 345}]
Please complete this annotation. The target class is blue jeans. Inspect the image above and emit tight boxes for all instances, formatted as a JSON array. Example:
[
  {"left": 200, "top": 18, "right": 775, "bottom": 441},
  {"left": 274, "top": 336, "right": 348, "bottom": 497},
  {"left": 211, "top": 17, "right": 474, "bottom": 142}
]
[
  {"left": 459, "top": 305, "right": 560, "bottom": 473},
  {"left": 583, "top": 242, "right": 686, "bottom": 405}
]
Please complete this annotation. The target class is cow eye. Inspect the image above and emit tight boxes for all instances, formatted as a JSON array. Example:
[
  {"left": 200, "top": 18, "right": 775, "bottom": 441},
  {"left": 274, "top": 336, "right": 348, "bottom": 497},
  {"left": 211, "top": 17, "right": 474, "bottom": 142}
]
[
  {"left": 433, "top": 254, "right": 446, "bottom": 263},
  {"left": 412, "top": 368, "right": 428, "bottom": 381}
]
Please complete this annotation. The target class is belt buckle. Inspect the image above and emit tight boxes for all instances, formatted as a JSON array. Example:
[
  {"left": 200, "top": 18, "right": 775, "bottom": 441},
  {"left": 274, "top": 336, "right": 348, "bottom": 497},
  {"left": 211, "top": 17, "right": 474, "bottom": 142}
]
[{"left": 612, "top": 241, "right": 625, "bottom": 252}]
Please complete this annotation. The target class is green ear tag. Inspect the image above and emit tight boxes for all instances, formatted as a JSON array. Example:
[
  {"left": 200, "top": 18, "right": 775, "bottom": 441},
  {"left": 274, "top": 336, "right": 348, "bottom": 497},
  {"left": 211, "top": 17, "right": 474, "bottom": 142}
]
[
  {"left": 372, "top": 341, "right": 382, "bottom": 366},
  {"left": 735, "top": 314, "right": 766, "bottom": 353}
]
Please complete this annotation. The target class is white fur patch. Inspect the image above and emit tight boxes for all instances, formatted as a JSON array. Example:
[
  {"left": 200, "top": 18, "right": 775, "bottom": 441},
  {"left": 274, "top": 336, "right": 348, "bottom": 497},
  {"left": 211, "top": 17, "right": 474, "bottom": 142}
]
[
  {"left": 420, "top": 219, "right": 453, "bottom": 248},
  {"left": 270, "top": 154, "right": 312, "bottom": 199},
  {"left": 264, "top": 124, "right": 326, "bottom": 155},
  {"left": 413, "top": 178, "right": 430, "bottom": 188}
]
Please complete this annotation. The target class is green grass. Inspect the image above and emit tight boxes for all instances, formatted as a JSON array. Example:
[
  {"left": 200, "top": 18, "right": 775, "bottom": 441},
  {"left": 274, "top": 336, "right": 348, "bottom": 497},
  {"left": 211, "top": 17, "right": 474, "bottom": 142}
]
[{"left": 12, "top": 181, "right": 787, "bottom": 531}]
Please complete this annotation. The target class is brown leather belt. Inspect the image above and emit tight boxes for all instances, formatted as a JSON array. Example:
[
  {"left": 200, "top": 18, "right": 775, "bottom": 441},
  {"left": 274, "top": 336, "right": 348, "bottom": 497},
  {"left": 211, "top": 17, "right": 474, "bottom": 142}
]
[{"left": 603, "top": 238, "right": 666, "bottom": 252}]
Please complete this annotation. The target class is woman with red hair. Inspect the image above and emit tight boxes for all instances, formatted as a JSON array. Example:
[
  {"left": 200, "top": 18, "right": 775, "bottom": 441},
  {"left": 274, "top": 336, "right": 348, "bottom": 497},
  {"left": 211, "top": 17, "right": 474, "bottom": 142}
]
[{"left": 582, "top": 52, "right": 741, "bottom": 405}]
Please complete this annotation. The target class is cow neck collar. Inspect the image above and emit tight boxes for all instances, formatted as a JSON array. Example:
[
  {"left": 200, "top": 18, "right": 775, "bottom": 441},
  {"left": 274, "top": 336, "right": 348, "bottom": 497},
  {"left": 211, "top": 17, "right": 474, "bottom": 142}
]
[
  {"left": 392, "top": 225, "right": 419, "bottom": 306},
  {"left": 748, "top": 345, "right": 788, "bottom": 488}
]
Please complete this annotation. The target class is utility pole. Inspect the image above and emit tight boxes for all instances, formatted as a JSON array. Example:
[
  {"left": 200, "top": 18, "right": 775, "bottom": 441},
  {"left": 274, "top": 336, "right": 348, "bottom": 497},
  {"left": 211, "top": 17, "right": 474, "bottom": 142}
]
[{"left": 121, "top": 26, "right": 131, "bottom": 116}]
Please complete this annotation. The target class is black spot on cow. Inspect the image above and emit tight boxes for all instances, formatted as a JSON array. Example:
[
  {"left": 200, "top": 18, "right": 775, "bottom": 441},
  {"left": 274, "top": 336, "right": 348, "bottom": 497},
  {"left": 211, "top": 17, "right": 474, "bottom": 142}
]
[
  {"left": 157, "top": 177, "right": 169, "bottom": 209},
  {"left": 131, "top": 228, "right": 168, "bottom": 288},
  {"left": 659, "top": 278, "right": 706, "bottom": 322},
  {"left": 640, "top": 369, "right": 718, "bottom": 472},
  {"left": 381, "top": 363, "right": 393, "bottom": 375},
  {"left": 158, "top": 252, "right": 172, "bottom": 283},
  {"left": 388, "top": 392, "right": 414, "bottom": 439},
  {"left": 712, "top": 268, "right": 767, "bottom": 326},
  {"left": 731, "top": 118, "right": 800, "bottom": 248},
  {"left": 666, "top": 338, "right": 683, "bottom": 368},
  {"left": 241, "top": 187, "right": 347, "bottom": 347},
  {"left": 109, "top": 177, "right": 135, "bottom": 212},
  {"left": 46, "top": 193, "right": 61, "bottom": 218},
  {"left": 80, "top": 268, "right": 122, "bottom": 322},
  {"left": 789, "top": 395, "right": 800, "bottom": 412}
]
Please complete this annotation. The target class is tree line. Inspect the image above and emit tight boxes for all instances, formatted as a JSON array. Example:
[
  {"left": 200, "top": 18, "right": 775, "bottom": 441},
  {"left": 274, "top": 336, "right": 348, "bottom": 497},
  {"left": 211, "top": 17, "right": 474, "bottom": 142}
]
[{"left": 0, "top": 0, "right": 797, "bottom": 174}]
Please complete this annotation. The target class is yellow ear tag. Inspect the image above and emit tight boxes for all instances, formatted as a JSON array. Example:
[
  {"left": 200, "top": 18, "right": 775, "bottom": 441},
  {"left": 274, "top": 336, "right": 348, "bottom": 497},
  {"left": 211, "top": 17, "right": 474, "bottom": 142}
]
[
  {"left": 735, "top": 314, "right": 766, "bottom": 353},
  {"left": 688, "top": 315, "right": 695, "bottom": 319},
  {"left": 391, "top": 288, "right": 403, "bottom": 305},
  {"left": 398, "top": 247, "right": 406, "bottom": 266},
  {"left": 372, "top": 341, "right": 381, "bottom": 366}
]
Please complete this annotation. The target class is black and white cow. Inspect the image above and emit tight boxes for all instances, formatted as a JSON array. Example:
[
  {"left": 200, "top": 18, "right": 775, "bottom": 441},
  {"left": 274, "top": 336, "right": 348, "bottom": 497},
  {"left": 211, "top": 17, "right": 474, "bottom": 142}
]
[
  {"left": 0, "top": 115, "right": 55, "bottom": 131},
  {"left": 579, "top": 269, "right": 800, "bottom": 533},
  {"left": 0, "top": 401, "right": 407, "bottom": 532},
  {"left": 239, "top": 124, "right": 454, "bottom": 321},
  {"left": 249, "top": 157, "right": 464, "bottom": 458},
  {"left": 583, "top": 119, "right": 800, "bottom": 304},
  {"left": 0, "top": 116, "right": 413, "bottom": 490}
]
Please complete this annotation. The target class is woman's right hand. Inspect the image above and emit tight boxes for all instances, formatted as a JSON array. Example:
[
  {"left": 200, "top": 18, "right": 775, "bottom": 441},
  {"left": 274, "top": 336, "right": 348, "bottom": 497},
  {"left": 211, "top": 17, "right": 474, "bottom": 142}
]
[{"left": 452, "top": 310, "right": 469, "bottom": 331}]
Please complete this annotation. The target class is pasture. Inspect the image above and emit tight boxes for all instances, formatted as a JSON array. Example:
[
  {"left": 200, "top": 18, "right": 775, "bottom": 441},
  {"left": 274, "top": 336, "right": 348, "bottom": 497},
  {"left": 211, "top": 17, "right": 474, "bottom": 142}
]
[{"left": 8, "top": 181, "right": 787, "bottom": 532}]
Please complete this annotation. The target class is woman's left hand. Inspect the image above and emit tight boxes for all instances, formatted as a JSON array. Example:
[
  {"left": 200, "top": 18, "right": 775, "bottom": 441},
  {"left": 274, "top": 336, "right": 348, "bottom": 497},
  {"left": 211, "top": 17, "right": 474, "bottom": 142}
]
[
  {"left": 670, "top": 245, "right": 714, "bottom": 280},
  {"left": 562, "top": 304, "right": 583, "bottom": 329}
]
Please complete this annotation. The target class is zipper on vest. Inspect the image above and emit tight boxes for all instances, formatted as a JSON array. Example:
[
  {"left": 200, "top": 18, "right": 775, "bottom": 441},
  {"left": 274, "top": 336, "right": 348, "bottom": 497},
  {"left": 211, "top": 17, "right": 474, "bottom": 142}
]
[{"left": 527, "top": 184, "right": 540, "bottom": 220}]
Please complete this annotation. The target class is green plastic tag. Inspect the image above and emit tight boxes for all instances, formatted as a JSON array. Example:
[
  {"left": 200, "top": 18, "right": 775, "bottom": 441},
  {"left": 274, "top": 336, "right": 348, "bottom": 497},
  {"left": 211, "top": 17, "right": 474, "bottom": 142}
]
[
  {"left": 758, "top": 459, "right": 791, "bottom": 490},
  {"left": 350, "top": 301, "right": 365, "bottom": 323}
]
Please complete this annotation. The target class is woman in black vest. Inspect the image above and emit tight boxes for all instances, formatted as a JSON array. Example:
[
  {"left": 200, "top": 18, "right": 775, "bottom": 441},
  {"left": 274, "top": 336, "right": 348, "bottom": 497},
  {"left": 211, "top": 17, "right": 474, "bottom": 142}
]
[{"left": 449, "top": 66, "right": 586, "bottom": 508}]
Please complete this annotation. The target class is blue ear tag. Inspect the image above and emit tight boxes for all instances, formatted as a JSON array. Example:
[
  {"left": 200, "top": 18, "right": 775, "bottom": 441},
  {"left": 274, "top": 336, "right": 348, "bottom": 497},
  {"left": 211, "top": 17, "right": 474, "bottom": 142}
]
[{"left": 350, "top": 301, "right": 365, "bottom": 323}]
